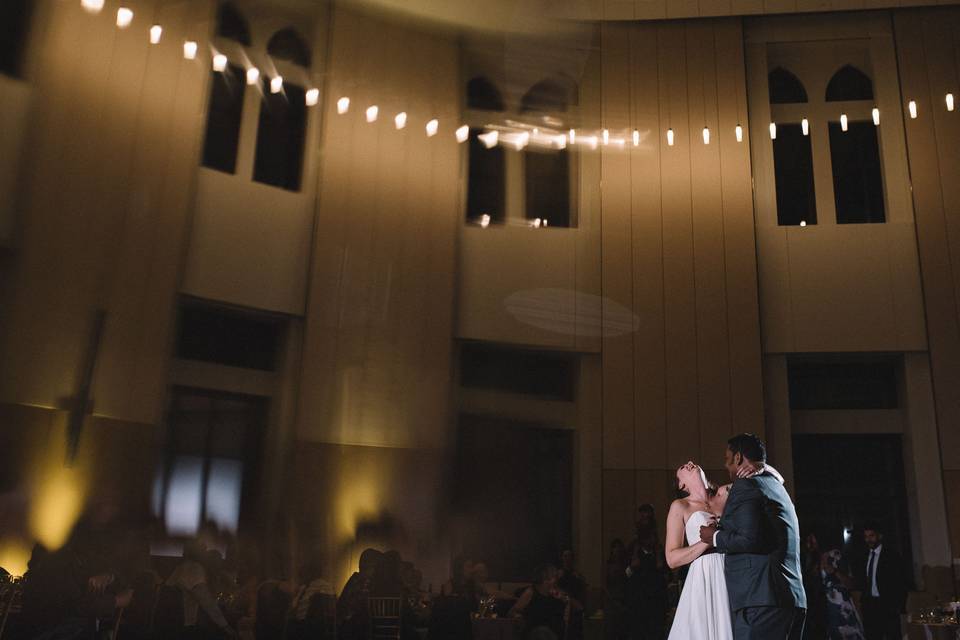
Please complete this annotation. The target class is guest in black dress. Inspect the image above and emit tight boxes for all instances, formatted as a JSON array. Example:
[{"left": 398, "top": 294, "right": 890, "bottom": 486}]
[
  {"left": 626, "top": 505, "right": 667, "bottom": 640},
  {"left": 510, "top": 565, "right": 567, "bottom": 640}
]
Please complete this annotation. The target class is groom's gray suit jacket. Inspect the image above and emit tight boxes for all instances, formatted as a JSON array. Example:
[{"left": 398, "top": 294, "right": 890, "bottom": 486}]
[{"left": 715, "top": 473, "right": 806, "bottom": 612}]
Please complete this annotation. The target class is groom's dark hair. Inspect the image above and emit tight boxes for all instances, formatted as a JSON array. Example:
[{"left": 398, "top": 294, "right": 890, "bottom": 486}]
[{"left": 728, "top": 433, "right": 766, "bottom": 462}]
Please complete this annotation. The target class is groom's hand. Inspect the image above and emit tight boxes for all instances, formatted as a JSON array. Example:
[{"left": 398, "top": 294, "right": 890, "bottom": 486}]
[{"left": 699, "top": 524, "right": 717, "bottom": 546}]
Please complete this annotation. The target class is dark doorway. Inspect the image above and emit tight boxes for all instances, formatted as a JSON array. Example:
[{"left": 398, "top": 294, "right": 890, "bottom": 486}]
[
  {"left": 792, "top": 434, "right": 912, "bottom": 569},
  {"left": 453, "top": 415, "right": 573, "bottom": 581}
]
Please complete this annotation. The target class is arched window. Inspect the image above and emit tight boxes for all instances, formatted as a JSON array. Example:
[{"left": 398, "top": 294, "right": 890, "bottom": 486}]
[
  {"left": 466, "top": 76, "right": 504, "bottom": 111},
  {"left": 825, "top": 65, "right": 873, "bottom": 102},
  {"left": 466, "top": 128, "right": 505, "bottom": 223},
  {"left": 254, "top": 80, "right": 307, "bottom": 191},
  {"left": 520, "top": 77, "right": 575, "bottom": 113},
  {"left": 216, "top": 2, "right": 251, "bottom": 46},
  {"left": 768, "top": 67, "right": 808, "bottom": 104},
  {"left": 829, "top": 121, "right": 885, "bottom": 223},
  {"left": 267, "top": 28, "right": 311, "bottom": 68},
  {"left": 773, "top": 124, "right": 816, "bottom": 226},
  {"left": 202, "top": 64, "right": 246, "bottom": 174},
  {"left": 0, "top": 0, "right": 32, "bottom": 78}
]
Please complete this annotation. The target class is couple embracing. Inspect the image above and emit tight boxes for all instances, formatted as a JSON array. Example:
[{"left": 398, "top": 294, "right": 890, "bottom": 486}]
[{"left": 665, "top": 433, "right": 807, "bottom": 640}]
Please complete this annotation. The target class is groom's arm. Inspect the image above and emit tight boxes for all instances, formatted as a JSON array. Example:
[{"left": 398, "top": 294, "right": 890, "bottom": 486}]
[{"left": 713, "top": 480, "right": 766, "bottom": 553}]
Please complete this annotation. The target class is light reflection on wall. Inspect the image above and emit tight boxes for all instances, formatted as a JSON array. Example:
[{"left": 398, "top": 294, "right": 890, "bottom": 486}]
[
  {"left": 28, "top": 419, "right": 88, "bottom": 550},
  {"left": 0, "top": 539, "right": 30, "bottom": 576}
]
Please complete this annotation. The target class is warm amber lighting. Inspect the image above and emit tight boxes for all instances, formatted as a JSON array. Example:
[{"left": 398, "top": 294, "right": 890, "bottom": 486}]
[
  {"left": 306, "top": 89, "right": 319, "bottom": 106},
  {"left": 478, "top": 130, "right": 498, "bottom": 148},
  {"left": 769, "top": 122, "right": 777, "bottom": 140},
  {"left": 801, "top": 118, "right": 809, "bottom": 136},
  {"left": 702, "top": 127, "right": 710, "bottom": 145},
  {"left": 517, "top": 131, "right": 530, "bottom": 149},
  {"left": 800, "top": 220, "right": 807, "bottom": 227},
  {"left": 366, "top": 105, "right": 379, "bottom": 123},
  {"left": 394, "top": 112, "right": 407, "bottom": 129},
  {"left": 337, "top": 97, "right": 350, "bottom": 114},
  {"left": 947, "top": 94, "right": 955, "bottom": 112},
  {"left": 81, "top": 0, "right": 105, "bottom": 14},
  {"left": 632, "top": 129, "right": 640, "bottom": 146},
  {"left": 0, "top": 540, "right": 30, "bottom": 577},
  {"left": 479, "top": 214, "right": 491, "bottom": 228},
  {"left": 602, "top": 129, "right": 609, "bottom": 145},
  {"left": 735, "top": 124, "right": 743, "bottom": 142},
  {"left": 425, "top": 119, "right": 439, "bottom": 137},
  {"left": 840, "top": 114, "right": 848, "bottom": 132},
  {"left": 666, "top": 128, "right": 675, "bottom": 146},
  {"left": 149, "top": 25, "right": 163, "bottom": 44},
  {"left": 116, "top": 7, "right": 133, "bottom": 28},
  {"left": 569, "top": 129, "right": 576, "bottom": 144},
  {"left": 212, "top": 54, "right": 228, "bottom": 72},
  {"left": 909, "top": 100, "right": 918, "bottom": 119},
  {"left": 555, "top": 134, "right": 567, "bottom": 149},
  {"left": 246, "top": 68, "right": 260, "bottom": 85},
  {"left": 270, "top": 76, "right": 283, "bottom": 94},
  {"left": 872, "top": 108, "right": 880, "bottom": 126},
  {"left": 183, "top": 41, "right": 198, "bottom": 60},
  {"left": 456, "top": 125, "right": 469, "bottom": 143}
]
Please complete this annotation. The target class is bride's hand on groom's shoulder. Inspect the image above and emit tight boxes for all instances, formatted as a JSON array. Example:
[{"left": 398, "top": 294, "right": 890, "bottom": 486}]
[{"left": 736, "top": 461, "right": 765, "bottom": 479}]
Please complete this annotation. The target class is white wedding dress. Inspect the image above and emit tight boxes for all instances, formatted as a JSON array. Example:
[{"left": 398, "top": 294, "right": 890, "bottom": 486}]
[{"left": 667, "top": 510, "right": 733, "bottom": 640}]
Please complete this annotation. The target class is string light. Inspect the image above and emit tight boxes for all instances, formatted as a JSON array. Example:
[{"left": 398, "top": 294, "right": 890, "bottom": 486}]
[
  {"left": 425, "top": 119, "right": 438, "bottom": 137},
  {"left": 116, "top": 7, "right": 133, "bottom": 28},
  {"left": 666, "top": 128, "right": 674, "bottom": 146},
  {"left": 183, "top": 41, "right": 198, "bottom": 60},
  {"left": 365, "top": 105, "right": 378, "bottom": 123},
  {"left": 337, "top": 97, "right": 350, "bottom": 114},
  {"left": 246, "top": 68, "right": 260, "bottom": 85},
  {"left": 394, "top": 112, "right": 407, "bottom": 129},
  {"left": 735, "top": 125, "right": 743, "bottom": 143},
  {"left": 840, "top": 114, "right": 848, "bottom": 132},
  {"left": 517, "top": 131, "right": 530, "bottom": 149},
  {"left": 769, "top": 122, "right": 777, "bottom": 140},
  {"left": 479, "top": 214, "right": 491, "bottom": 228},
  {"left": 455, "top": 125, "right": 469, "bottom": 143},
  {"left": 587, "top": 136, "right": 598, "bottom": 150},
  {"left": 632, "top": 129, "right": 640, "bottom": 146},
  {"left": 531, "top": 218, "right": 542, "bottom": 228},
  {"left": 947, "top": 93, "right": 955, "bottom": 112},
  {"left": 702, "top": 127, "right": 710, "bottom": 145},
  {"left": 872, "top": 108, "right": 880, "bottom": 126},
  {"left": 556, "top": 134, "right": 567, "bottom": 149},
  {"left": 212, "top": 54, "right": 227, "bottom": 72},
  {"left": 908, "top": 100, "right": 918, "bottom": 119},
  {"left": 801, "top": 118, "right": 809, "bottom": 136},
  {"left": 305, "top": 89, "right": 319, "bottom": 106},
  {"left": 149, "top": 25, "right": 162, "bottom": 44},
  {"left": 81, "top": 0, "right": 105, "bottom": 14},
  {"left": 800, "top": 220, "right": 807, "bottom": 227},
  {"left": 270, "top": 76, "right": 283, "bottom": 94},
  {"left": 478, "top": 130, "right": 498, "bottom": 148},
  {"left": 602, "top": 129, "right": 609, "bottom": 145},
  {"left": 569, "top": 129, "right": 576, "bottom": 145}
]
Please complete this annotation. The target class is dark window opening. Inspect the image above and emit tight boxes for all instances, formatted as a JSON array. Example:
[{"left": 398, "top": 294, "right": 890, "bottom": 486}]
[
  {"left": 826, "top": 65, "right": 874, "bottom": 102},
  {"left": 773, "top": 123, "right": 816, "bottom": 226},
  {"left": 267, "top": 28, "right": 311, "bottom": 67},
  {"left": 0, "top": 0, "right": 32, "bottom": 78},
  {"left": 466, "top": 76, "right": 505, "bottom": 111},
  {"left": 253, "top": 82, "right": 307, "bottom": 191},
  {"left": 460, "top": 342, "right": 577, "bottom": 401},
  {"left": 201, "top": 64, "right": 246, "bottom": 174},
  {"left": 453, "top": 415, "right": 573, "bottom": 581},
  {"left": 521, "top": 78, "right": 574, "bottom": 113},
  {"left": 176, "top": 300, "right": 284, "bottom": 371},
  {"left": 768, "top": 67, "right": 808, "bottom": 104},
  {"left": 525, "top": 149, "right": 572, "bottom": 227},
  {"left": 154, "top": 388, "right": 268, "bottom": 536},
  {"left": 788, "top": 359, "right": 899, "bottom": 410},
  {"left": 216, "top": 2, "right": 251, "bottom": 46},
  {"left": 829, "top": 121, "right": 885, "bottom": 224},
  {"left": 466, "top": 128, "right": 505, "bottom": 223}
]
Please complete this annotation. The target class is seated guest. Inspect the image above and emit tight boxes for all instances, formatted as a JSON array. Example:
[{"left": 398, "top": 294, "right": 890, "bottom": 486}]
[
  {"left": 289, "top": 554, "right": 334, "bottom": 622},
  {"left": 440, "top": 556, "right": 475, "bottom": 598},
  {"left": 338, "top": 548, "right": 383, "bottom": 640},
  {"left": 556, "top": 550, "right": 586, "bottom": 640},
  {"left": 165, "top": 540, "right": 235, "bottom": 638},
  {"left": 510, "top": 565, "right": 567, "bottom": 640},
  {"left": 371, "top": 550, "right": 404, "bottom": 596}
]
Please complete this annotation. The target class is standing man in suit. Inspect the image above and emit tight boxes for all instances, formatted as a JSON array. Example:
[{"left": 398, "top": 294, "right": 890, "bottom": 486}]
[
  {"left": 699, "top": 433, "right": 807, "bottom": 639},
  {"left": 859, "top": 523, "right": 907, "bottom": 640}
]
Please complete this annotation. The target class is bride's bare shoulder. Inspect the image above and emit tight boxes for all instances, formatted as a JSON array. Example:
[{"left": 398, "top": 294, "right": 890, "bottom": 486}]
[{"left": 669, "top": 497, "right": 691, "bottom": 513}]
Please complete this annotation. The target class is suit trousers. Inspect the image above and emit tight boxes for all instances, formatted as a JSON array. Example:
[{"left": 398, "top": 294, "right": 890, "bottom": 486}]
[
  {"left": 732, "top": 606, "right": 806, "bottom": 640},
  {"left": 860, "top": 595, "right": 901, "bottom": 640}
]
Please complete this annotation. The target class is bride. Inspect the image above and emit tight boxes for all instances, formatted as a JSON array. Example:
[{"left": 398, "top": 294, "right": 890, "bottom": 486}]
[{"left": 665, "top": 460, "right": 780, "bottom": 639}]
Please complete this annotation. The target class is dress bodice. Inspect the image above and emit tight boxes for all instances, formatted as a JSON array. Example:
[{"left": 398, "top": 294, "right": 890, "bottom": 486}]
[{"left": 685, "top": 510, "right": 717, "bottom": 546}]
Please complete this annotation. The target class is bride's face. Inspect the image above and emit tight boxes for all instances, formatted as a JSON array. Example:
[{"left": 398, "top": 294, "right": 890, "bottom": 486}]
[{"left": 676, "top": 461, "right": 703, "bottom": 492}]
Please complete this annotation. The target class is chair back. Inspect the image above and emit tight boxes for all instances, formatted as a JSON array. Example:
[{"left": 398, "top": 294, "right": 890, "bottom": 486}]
[
  {"left": 368, "top": 596, "right": 402, "bottom": 640},
  {"left": 0, "top": 580, "right": 23, "bottom": 640}
]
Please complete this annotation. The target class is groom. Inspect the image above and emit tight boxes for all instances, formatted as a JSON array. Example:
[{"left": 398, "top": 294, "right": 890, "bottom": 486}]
[{"left": 699, "top": 433, "right": 806, "bottom": 639}]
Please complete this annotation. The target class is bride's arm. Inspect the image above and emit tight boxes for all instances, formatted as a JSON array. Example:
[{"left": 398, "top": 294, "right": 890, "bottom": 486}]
[{"left": 665, "top": 500, "right": 710, "bottom": 569}]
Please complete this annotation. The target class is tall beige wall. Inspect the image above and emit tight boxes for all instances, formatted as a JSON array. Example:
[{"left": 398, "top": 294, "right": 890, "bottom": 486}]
[
  {"left": 0, "top": 0, "right": 213, "bottom": 426},
  {"left": 597, "top": 19, "right": 764, "bottom": 547}
]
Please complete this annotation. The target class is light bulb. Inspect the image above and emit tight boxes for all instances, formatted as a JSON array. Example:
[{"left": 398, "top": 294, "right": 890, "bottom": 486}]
[
  {"left": 337, "top": 97, "right": 350, "bottom": 114},
  {"left": 394, "top": 112, "right": 407, "bottom": 129},
  {"left": 305, "top": 89, "right": 319, "bottom": 106},
  {"left": 840, "top": 114, "right": 848, "bottom": 132},
  {"left": 702, "top": 127, "right": 710, "bottom": 145},
  {"left": 269, "top": 76, "right": 282, "bottom": 93},
  {"left": 666, "top": 128, "right": 674, "bottom": 146},
  {"left": 769, "top": 122, "right": 777, "bottom": 140},
  {"left": 800, "top": 220, "right": 807, "bottom": 227},
  {"left": 947, "top": 93, "right": 955, "bottom": 112},
  {"left": 909, "top": 100, "right": 918, "bottom": 119},
  {"left": 531, "top": 218, "right": 542, "bottom": 228},
  {"left": 871, "top": 108, "right": 880, "bottom": 126},
  {"left": 183, "top": 41, "right": 198, "bottom": 60},
  {"left": 246, "top": 67, "right": 260, "bottom": 86},
  {"left": 149, "top": 25, "right": 163, "bottom": 44},
  {"left": 532, "top": 128, "right": 539, "bottom": 136},
  {"left": 478, "top": 131, "right": 498, "bottom": 148},
  {"left": 632, "top": 129, "right": 640, "bottom": 146},
  {"left": 81, "top": 0, "right": 105, "bottom": 14},
  {"left": 602, "top": 129, "right": 609, "bottom": 145},
  {"left": 735, "top": 124, "right": 743, "bottom": 142},
  {"left": 801, "top": 118, "right": 809, "bottom": 136},
  {"left": 517, "top": 131, "right": 530, "bottom": 149},
  {"left": 455, "top": 125, "right": 469, "bottom": 143},
  {"left": 479, "top": 214, "right": 491, "bottom": 228},
  {"left": 116, "top": 7, "right": 133, "bottom": 28},
  {"left": 588, "top": 136, "right": 598, "bottom": 150},
  {"left": 212, "top": 54, "right": 228, "bottom": 72},
  {"left": 556, "top": 134, "right": 567, "bottom": 149},
  {"left": 569, "top": 129, "right": 576, "bottom": 144},
  {"left": 365, "top": 105, "right": 378, "bottom": 123},
  {"left": 425, "top": 119, "right": 439, "bottom": 137}
]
